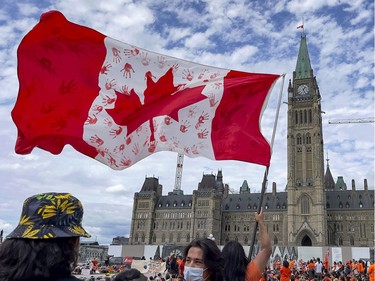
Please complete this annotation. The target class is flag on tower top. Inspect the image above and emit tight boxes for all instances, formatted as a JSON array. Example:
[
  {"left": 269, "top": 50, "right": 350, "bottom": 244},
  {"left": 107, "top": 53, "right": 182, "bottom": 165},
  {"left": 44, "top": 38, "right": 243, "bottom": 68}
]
[
  {"left": 297, "top": 24, "right": 304, "bottom": 29},
  {"left": 12, "top": 10, "right": 280, "bottom": 169}
]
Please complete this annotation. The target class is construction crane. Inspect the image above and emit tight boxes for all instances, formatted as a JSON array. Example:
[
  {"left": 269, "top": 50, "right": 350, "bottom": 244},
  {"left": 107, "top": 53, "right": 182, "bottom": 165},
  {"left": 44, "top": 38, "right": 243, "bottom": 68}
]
[
  {"left": 328, "top": 117, "right": 374, "bottom": 124},
  {"left": 173, "top": 153, "right": 184, "bottom": 195}
]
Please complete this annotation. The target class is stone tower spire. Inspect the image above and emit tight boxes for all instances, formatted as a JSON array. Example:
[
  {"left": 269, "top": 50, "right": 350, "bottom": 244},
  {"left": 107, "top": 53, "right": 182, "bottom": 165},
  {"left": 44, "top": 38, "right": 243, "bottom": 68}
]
[
  {"left": 324, "top": 153, "right": 335, "bottom": 190},
  {"left": 295, "top": 35, "right": 313, "bottom": 79},
  {"left": 286, "top": 34, "right": 327, "bottom": 246}
]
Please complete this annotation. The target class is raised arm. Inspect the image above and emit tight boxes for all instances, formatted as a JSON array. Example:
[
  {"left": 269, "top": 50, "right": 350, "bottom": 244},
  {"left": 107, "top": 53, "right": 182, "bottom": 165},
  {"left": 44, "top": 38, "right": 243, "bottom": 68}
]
[{"left": 252, "top": 208, "right": 272, "bottom": 273}]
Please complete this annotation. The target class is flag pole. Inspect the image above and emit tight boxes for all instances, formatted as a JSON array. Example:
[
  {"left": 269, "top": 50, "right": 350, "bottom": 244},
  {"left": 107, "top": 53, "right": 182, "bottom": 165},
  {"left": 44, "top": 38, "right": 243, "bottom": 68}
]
[{"left": 248, "top": 74, "right": 286, "bottom": 260}]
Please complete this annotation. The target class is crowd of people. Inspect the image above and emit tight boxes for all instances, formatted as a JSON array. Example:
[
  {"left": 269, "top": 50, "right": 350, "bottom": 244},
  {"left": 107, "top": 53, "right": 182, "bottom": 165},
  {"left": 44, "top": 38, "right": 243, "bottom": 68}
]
[
  {"left": 270, "top": 258, "right": 374, "bottom": 281},
  {"left": 0, "top": 192, "right": 373, "bottom": 281}
]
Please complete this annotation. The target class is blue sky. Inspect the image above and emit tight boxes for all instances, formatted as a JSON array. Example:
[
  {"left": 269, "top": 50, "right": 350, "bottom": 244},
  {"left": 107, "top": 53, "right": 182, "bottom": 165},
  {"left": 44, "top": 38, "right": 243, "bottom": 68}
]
[{"left": 0, "top": 0, "right": 373, "bottom": 244}]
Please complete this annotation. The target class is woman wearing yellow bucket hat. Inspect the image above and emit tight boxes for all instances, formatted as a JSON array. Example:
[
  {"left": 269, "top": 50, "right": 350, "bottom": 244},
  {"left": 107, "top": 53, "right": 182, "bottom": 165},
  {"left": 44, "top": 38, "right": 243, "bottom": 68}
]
[{"left": 0, "top": 192, "right": 91, "bottom": 281}]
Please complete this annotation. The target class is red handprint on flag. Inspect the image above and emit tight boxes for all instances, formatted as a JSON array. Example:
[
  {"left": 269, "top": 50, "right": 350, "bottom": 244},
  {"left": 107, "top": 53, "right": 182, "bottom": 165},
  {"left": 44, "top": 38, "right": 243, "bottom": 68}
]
[{"left": 121, "top": 63, "right": 135, "bottom": 78}]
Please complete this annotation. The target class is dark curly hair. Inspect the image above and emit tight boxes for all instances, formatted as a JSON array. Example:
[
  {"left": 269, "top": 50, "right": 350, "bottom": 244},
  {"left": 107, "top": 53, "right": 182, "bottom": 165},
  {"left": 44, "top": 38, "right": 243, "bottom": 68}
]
[
  {"left": 183, "top": 238, "right": 224, "bottom": 281},
  {"left": 0, "top": 237, "right": 79, "bottom": 281},
  {"left": 222, "top": 240, "right": 249, "bottom": 281}
]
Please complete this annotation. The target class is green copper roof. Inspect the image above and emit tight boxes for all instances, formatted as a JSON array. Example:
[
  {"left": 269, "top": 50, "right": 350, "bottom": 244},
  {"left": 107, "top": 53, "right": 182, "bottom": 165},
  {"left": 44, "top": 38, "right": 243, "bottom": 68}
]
[
  {"left": 240, "top": 180, "right": 249, "bottom": 192},
  {"left": 295, "top": 35, "right": 313, "bottom": 79},
  {"left": 335, "top": 176, "right": 347, "bottom": 191}
]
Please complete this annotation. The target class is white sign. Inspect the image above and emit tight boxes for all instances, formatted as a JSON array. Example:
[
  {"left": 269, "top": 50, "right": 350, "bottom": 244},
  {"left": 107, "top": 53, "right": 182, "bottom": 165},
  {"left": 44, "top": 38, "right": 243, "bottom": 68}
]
[{"left": 331, "top": 247, "right": 342, "bottom": 263}]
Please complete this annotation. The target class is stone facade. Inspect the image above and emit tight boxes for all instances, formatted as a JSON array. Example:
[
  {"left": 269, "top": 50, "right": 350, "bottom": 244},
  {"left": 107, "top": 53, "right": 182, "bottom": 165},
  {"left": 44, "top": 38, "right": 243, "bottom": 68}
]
[
  {"left": 78, "top": 242, "right": 108, "bottom": 263},
  {"left": 129, "top": 174, "right": 374, "bottom": 248},
  {"left": 129, "top": 35, "right": 374, "bottom": 249}
]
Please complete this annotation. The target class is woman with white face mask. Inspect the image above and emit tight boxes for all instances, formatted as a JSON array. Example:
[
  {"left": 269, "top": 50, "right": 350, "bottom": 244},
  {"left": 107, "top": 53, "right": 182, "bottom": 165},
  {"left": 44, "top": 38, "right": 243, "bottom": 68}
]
[{"left": 183, "top": 238, "right": 224, "bottom": 281}]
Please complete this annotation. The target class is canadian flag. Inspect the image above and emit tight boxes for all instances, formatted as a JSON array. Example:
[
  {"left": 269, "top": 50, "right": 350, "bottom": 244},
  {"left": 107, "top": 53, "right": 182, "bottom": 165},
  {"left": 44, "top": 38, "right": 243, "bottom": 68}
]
[{"left": 12, "top": 11, "right": 280, "bottom": 169}]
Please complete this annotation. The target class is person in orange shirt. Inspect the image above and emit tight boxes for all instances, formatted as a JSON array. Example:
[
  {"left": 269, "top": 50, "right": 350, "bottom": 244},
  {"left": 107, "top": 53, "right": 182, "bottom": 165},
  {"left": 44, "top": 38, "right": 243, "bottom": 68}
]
[
  {"left": 290, "top": 260, "right": 295, "bottom": 270},
  {"left": 357, "top": 260, "right": 364, "bottom": 276},
  {"left": 176, "top": 256, "right": 185, "bottom": 276},
  {"left": 368, "top": 260, "right": 375, "bottom": 281},
  {"left": 280, "top": 260, "right": 292, "bottom": 281},
  {"left": 307, "top": 260, "right": 315, "bottom": 281}
]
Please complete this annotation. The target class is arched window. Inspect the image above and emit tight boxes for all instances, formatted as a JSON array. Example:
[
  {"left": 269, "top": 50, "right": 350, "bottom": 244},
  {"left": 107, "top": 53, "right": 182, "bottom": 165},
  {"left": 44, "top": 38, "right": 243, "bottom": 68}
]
[
  {"left": 306, "top": 133, "right": 311, "bottom": 144},
  {"left": 304, "top": 110, "right": 307, "bottom": 123},
  {"left": 309, "top": 109, "right": 312, "bottom": 123},
  {"left": 297, "top": 134, "right": 302, "bottom": 145},
  {"left": 153, "top": 234, "right": 156, "bottom": 243},
  {"left": 141, "top": 233, "right": 145, "bottom": 243},
  {"left": 295, "top": 111, "right": 298, "bottom": 124},
  {"left": 301, "top": 195, "right": 310, "bottom": 214}
]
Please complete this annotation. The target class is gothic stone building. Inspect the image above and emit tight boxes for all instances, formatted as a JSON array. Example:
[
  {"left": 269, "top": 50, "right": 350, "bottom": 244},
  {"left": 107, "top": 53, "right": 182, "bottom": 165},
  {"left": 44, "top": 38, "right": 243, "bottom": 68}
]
[{"left": 129, "top": 35, "right": 374, "bottom": 248}]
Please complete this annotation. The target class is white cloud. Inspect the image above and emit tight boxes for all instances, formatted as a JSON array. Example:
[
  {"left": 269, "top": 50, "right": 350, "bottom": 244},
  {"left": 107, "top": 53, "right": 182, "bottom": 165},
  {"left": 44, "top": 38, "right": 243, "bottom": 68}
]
[
  {"left": 105, "top": 184, "right": 127, "bottom": 193},
  {"left": 184, "top": 32, "right": 213, "bottom": 49}
]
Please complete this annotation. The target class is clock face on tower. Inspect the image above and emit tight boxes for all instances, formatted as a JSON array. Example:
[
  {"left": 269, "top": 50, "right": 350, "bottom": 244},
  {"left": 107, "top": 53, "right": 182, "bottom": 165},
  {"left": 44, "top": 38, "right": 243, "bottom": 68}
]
[{"left": 297, "top": 84, "right": 309, "bottom": 96}]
